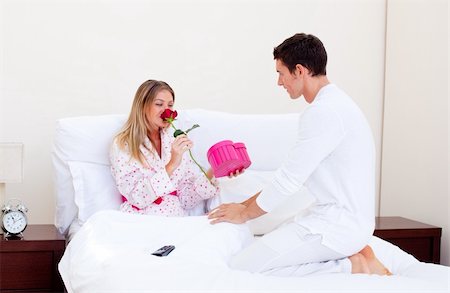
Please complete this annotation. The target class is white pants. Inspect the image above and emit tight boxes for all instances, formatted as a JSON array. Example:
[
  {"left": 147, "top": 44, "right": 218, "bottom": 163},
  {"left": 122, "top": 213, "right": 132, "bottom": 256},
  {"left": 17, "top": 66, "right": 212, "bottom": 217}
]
[{"left": 230, "top": 222, "right": 352, "bottom": 277}]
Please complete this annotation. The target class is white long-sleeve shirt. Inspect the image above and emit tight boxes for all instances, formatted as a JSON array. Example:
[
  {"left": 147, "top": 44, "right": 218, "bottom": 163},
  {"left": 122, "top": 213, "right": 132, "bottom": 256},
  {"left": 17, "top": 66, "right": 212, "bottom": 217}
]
[
  {"left": 110, "top": 128, "right": 219, "bottom": 217},
  {"left": 256, "top": 84, "right": 376, "bottom": 256}
]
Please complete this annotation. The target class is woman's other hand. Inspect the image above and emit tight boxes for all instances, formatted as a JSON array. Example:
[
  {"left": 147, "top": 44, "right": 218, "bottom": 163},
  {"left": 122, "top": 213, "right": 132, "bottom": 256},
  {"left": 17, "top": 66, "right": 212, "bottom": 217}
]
[
  {"left": 228, "top": 168, "right": 244, "bottom": 178},
  {"left": 204, "top": 168, "right": 243, "bottom": 180}
]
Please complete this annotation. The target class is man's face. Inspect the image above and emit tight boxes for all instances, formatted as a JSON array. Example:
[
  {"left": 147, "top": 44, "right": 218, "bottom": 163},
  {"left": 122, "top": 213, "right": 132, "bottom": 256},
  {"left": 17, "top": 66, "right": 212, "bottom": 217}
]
[{"left": 275, "top": 59, "right": 302, "bottom": 99}]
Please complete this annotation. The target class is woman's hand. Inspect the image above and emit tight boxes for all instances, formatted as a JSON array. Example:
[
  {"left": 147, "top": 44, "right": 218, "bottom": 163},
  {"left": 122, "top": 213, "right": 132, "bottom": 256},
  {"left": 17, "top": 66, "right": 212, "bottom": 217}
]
[
  {"left": 172, "top": 134, "right": 193, "bottom": 156},
  {"left": 204, "top": 168, "right": 242, "bottom": 183},
  {"left": 228, "top": 169, "right": 243, "bottom": 178},
  {"left": 166, "top": 134, "right": 193, "bottom": 176},
  {"left": 206, "top": 168, "right": 214, "bottom": 180}
]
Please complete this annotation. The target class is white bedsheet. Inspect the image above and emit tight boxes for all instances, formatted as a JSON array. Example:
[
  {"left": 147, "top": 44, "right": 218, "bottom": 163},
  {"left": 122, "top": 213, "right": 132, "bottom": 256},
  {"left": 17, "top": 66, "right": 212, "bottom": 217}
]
[{"left": 59, "top": 210, "right": 449, "bottom": 293}]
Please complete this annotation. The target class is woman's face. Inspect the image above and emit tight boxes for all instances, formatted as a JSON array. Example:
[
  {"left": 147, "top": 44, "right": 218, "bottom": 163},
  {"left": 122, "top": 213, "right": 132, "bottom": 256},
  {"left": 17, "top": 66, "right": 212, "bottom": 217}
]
[{"left": 145, "top": 89, "right": 174, "bottom": 132}]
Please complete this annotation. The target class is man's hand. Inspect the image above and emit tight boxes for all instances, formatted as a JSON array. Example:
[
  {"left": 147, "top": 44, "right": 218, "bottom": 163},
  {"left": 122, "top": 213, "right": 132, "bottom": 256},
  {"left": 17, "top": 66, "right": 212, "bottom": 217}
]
[{"left": 208, "top": 203, "right": 247, "bottom": 224}]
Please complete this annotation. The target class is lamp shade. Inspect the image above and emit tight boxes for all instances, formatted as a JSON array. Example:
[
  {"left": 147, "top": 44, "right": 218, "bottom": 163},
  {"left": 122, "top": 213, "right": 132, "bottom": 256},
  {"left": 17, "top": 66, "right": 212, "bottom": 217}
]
[{"left": 0, "top": 143, "right": 23, "bottom": 183}]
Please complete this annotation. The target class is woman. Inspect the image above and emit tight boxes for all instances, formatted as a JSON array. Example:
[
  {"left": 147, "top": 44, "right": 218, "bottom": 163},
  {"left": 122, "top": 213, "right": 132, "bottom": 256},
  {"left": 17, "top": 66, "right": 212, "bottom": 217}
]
[{"left": 110, "top": 80, "right": 219, "bottom": 216}]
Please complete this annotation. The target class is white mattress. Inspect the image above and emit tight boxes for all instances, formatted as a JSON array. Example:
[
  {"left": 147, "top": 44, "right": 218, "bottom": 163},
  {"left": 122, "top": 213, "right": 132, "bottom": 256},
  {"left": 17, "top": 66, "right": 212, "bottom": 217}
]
[{"left": 59, "top": 210, "right": 450, "bottom": 292}]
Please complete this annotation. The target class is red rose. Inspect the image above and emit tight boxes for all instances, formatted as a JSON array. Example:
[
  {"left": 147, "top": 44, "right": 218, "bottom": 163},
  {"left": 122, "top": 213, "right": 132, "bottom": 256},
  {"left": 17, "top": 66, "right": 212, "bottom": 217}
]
[{"left": 161, "top": 109, "right": 178, "bottom": 122}]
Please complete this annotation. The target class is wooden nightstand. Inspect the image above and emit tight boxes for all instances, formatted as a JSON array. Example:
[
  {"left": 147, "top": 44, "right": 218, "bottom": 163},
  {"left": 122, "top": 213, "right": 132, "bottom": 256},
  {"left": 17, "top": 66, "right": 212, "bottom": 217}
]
[
  {"left": 0, "top": 224, "right": 66, "bottom": 292},
  {"left": 374, "top": 216, "right": 442, "bottom": 264}
]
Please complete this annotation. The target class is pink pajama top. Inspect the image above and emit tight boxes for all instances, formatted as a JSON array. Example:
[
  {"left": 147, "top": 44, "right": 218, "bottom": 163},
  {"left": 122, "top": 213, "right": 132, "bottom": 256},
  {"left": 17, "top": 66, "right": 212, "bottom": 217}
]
[{"left": 110, "top": 128, "right": 219, "bottom": 217}]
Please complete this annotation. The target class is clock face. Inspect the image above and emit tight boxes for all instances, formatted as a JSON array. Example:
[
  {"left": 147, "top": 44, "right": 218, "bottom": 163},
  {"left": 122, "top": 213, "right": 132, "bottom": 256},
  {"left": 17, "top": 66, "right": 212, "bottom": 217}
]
[{"left": 2, "top": 211, "right": 27, "bottom": 234}]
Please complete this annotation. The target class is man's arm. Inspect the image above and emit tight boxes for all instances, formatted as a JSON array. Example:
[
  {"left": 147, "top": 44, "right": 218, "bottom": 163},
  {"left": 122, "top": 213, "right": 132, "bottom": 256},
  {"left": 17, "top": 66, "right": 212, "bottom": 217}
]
[
  {"left": 240, "top": 191, "right": 261, "bottom": 207},
  {"left": 241, "top": 194, "right": 267, "bottom": 220}
]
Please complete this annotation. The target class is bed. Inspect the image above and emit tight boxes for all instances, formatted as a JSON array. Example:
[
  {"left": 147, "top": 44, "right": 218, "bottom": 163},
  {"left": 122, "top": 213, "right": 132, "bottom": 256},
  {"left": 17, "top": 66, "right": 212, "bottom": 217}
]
[{"left": 53, "top": 109, "right": 449, "bottom": 292}]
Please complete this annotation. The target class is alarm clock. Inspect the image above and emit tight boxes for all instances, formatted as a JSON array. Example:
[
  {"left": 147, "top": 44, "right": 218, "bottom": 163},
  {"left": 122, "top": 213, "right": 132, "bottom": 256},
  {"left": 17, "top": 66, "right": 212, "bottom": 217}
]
[{"left": 1, "top": 199, "right": 28, "bottom": 238}]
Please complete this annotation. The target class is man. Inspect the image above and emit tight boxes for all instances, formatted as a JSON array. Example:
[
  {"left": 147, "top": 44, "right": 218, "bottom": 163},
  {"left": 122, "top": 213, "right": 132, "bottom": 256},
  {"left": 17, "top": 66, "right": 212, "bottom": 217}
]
[{"left": 208, "top": 33, "right": 390, "bottom": 276}]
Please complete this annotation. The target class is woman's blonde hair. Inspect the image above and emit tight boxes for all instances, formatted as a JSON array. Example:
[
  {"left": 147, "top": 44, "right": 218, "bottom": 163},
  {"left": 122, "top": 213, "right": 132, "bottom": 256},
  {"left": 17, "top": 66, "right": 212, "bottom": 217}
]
[{"left": 116, "top": 80, "right": 175, "bottom": 164}]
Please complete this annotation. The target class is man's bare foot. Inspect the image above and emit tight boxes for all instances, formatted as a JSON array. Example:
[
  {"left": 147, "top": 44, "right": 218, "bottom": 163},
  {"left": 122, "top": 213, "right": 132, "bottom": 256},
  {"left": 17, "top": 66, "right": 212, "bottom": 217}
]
[
  {"left": 359, "top": 245, "right": 392, "bottom": 276},
  {"left": 349, "top": 253, "right": 370, "bottom": 274}
]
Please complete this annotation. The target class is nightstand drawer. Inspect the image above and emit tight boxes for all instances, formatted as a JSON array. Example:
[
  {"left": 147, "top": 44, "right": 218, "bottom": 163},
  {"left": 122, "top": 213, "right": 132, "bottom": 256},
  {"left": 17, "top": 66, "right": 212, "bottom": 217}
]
[
  {"left": 374, "top": 217, "right": 442, "bottom": 264},
  {"left": 382, "top": 237, "right": 435, "bottom": 263},
  {"left": 0, "top": 225, "right": 66, "bottom": 292},
  {"left": 1, "top": 251, "right": 54, "bottom": 290}
]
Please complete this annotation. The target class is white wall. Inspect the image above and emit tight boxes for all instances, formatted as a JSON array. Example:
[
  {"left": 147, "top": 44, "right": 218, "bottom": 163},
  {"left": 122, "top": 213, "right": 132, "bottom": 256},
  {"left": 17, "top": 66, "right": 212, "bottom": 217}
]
[
  {"left": 0, "top": 0, "right": 386, "bottom": 223},
  {"left": 381, "top": 0, "right": 449, "bottom": 265}
]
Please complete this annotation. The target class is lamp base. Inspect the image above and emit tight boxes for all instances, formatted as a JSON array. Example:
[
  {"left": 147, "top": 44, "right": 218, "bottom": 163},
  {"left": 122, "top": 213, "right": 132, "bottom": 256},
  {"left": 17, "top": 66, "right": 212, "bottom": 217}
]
[{"left": 0, "top": 183, "right": 5, "bottom": 235}]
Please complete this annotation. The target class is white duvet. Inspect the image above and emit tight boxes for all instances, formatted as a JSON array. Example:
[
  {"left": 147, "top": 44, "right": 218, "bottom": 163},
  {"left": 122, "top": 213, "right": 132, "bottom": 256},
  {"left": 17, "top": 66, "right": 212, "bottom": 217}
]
[{"left": 59, "top": 210, "right": 449, "bottom": 293}]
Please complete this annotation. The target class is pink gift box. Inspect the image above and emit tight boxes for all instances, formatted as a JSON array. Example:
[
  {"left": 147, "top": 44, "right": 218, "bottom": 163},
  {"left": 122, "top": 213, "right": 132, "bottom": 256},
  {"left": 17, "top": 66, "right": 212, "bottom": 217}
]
[{"left": 207, "top": 140, "right": 251, "bottom": 178}]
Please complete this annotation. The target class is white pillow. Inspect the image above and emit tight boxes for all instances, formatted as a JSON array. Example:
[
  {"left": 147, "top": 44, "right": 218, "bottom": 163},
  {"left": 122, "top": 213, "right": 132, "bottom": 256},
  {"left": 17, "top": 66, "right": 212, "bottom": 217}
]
[
  {"left": 209, "top": 170, "right": 314, "bottom": 235},
  {"left": 68, "top": 161, "right": 122, "bottom": 223},
  {"left": 177, "top": 109, "right": 300, "bottom": 171},
  {"left": 53, "top": 114, "right": 126, "bottom": 235},
  {"left": 208, "top": 170, "right": 274, "bottom": 209}
]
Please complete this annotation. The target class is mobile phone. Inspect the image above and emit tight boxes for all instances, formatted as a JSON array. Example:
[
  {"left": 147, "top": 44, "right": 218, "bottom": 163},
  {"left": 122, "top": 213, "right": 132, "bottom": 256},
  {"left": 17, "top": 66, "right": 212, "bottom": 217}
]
[{"left": 151, "top": 245, "right": 175, "bottom": 257}]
